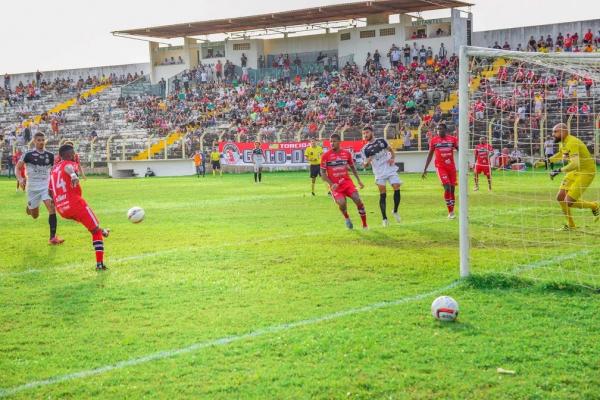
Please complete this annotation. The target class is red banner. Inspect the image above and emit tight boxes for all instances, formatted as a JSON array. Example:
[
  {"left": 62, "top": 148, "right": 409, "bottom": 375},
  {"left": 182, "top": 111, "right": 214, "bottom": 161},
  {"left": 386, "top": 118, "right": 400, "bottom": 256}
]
[{"left": 218, "top": 140, "right": 366, "bottom": 165}]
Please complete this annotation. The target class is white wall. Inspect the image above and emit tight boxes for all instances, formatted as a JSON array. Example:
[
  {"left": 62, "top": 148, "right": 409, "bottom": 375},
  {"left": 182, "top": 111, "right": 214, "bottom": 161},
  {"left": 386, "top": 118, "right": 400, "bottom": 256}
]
[
  {"left": 262, "top": 33, "right": 339, "bottom": 59},
  {"left": 473, "top": 19, "right": 600, "bottom": 49},
  {"left": 224, "top": 39, "right": 260, "bottom": 69},
  {"left": 108, "top": 159, "right": 195, "bottom": 178},
  {"left": 152, "top": 64, "right": 187, "bottom": 84},
  {"left": 7, "top": 63, "right": 148, "bottom": 89}
]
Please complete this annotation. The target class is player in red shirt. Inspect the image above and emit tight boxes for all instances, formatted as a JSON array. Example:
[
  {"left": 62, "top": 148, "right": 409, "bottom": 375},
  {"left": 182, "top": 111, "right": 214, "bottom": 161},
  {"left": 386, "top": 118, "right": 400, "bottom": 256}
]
[
  {"left": 422, "top": 123, "right": 459, "bottom": 219},
  {"left": 473, "top": 136, "right": 494, "bottom": 191},
  {"left": 320, "top": 133, "right": 367, "bottom": 229},
  {"left": 54, "top": 141, "right": 86, "bottom": 179},
  {"left": 12, "top": 149, "right": 26, "bottom": 192},
  {"left": 49, "top": 144, "right": 110, "bottom": 270}
]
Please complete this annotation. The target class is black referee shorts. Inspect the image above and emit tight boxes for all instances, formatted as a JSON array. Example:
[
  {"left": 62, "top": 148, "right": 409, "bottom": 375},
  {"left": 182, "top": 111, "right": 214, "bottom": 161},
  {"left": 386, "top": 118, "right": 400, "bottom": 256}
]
[{"left": 310, "top": 164, "right": 321, "bottom": 178}]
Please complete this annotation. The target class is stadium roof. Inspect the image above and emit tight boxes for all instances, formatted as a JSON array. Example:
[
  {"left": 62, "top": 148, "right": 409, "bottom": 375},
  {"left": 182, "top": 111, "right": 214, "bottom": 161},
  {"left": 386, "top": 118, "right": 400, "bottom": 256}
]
[{"left": 113, "top": 0, "right": 471, "bottom": 39}]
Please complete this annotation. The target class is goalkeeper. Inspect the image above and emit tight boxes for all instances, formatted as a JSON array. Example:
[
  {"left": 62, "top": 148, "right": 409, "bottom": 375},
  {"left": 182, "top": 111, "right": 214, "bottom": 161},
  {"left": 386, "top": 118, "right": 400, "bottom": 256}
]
[{"left": 549, "top": 123, "right": 599, "bottom": 230}]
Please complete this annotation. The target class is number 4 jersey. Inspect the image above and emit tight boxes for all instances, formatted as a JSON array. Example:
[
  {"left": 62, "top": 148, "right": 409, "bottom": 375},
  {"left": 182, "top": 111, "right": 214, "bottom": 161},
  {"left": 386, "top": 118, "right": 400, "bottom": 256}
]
[{"left": 49, "top": 160, "right": 83, "bottom": 214}]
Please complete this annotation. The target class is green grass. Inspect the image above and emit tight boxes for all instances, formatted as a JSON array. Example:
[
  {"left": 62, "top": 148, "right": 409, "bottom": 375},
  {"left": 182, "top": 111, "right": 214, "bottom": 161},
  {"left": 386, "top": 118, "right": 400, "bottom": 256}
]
[{"left": 1, "top": 171, "right": 599, "bottom": 399}]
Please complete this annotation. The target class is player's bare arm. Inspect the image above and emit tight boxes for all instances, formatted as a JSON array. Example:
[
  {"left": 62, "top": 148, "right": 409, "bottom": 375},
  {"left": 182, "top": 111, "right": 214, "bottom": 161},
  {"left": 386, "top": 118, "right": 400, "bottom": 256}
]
[
  {"left": 65, "top": 164, "right": 80, "bottom": 187},
  {"left": 422, "top": 148, "right": 435, "bottom": 179},
  {"left": 15, "top": 159, "right": 25, "bottom": 188},
  {"left": 349, "top": 164, "right": 364, "bottom": 189},
  {"left": 321, "top": 168, "right": 336, "bottom": 189}
]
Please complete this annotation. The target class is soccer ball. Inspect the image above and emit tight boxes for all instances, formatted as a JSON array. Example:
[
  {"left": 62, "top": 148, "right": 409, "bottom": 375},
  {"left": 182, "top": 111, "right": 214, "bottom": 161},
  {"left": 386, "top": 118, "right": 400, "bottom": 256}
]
[
  {"left": 127, "top": 207, "right": 145, "bottom": 224},
  {"left": 431, "top": 296, "right": 459, "bottom": 322}
]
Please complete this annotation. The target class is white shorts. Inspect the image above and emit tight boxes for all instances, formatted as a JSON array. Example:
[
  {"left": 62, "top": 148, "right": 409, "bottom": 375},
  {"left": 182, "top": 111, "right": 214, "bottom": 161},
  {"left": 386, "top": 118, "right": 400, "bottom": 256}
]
[
  {"left": 27, "top": 187, "right": 51, "bottom": 209},
  {"left": 253, "top": 159, "right": 264, "bottom": 172},
  {"left": 375, "top": 174, "right": 403, "bottom": 186}
]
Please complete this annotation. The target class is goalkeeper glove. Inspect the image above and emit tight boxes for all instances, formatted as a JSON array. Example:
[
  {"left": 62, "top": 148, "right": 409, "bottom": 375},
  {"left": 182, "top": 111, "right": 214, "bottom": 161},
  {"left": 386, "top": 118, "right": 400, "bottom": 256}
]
[{"left": 550, "top": 169, "right": 561, "bottom": 180}]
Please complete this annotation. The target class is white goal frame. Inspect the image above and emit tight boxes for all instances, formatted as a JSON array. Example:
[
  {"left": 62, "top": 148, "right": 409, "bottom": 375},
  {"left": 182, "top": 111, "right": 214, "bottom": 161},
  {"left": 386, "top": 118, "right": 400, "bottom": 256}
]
[{"left": 458, "top": 46, "right": 600, "bottom": 278}]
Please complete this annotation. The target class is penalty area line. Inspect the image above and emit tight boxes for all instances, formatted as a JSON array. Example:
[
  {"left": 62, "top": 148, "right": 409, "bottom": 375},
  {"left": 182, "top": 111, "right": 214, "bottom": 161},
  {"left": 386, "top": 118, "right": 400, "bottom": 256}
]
[{"left": 0, "top": 281, "right": 460, "bottom": 398}]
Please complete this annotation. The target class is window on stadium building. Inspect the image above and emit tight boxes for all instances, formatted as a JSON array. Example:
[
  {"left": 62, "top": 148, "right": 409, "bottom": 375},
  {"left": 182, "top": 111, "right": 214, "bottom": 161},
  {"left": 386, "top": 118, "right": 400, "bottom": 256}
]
[
  {"left": 359, "top": 30, "right": 376, "bottom": 39},
  {"left": 379, "top": 28, "right": 396, "bottom": 37},
  {"left": 340, "top": 32, "right": 351, "bottom": 41},
  {"left": 233, "top": 43, "right": 251, "bottom": 51}
]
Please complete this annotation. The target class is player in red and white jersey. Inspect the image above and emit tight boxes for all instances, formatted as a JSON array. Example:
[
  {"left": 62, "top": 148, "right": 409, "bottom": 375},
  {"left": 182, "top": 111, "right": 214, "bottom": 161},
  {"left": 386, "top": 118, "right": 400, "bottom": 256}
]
[
  {"left": 473, "top": 136, "right": 494, "bottom": 191},
  {"left": 320, "top": 133, "right": 367, "bottom": 229},
  {"left": 54, "top": 141, "right": 86, "bottom": 179},
  {"left": 422, "top": 123, "right": 459, "bottom": 219},
  {"left": 49, "top": 144, "right": 110, "bottom": 270}
]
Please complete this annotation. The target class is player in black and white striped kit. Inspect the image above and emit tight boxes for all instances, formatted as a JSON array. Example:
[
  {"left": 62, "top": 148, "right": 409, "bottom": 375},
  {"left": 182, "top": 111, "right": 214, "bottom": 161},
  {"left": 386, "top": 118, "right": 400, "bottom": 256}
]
[
  {"left": 251, "top": 141, "right": 264, "bottom": 183},
  {"left": 15, "top": 131, "right": 64, "bottom": 245},
  {"left": 361, "top": 126, "right": 402, "bottom": 227}
]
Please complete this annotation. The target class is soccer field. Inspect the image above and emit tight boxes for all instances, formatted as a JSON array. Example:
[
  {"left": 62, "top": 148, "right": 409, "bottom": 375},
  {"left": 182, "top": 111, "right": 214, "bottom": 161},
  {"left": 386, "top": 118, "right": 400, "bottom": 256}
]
[{"left": 1, "top": 171, "right": 599, "bottom": 399}]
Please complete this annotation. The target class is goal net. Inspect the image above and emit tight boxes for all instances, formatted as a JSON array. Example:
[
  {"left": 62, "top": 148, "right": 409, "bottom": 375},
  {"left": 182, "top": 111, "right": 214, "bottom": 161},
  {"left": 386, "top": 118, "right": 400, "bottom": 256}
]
[{"left": 458, "top": 47, "right": 600, "bottom": 289}]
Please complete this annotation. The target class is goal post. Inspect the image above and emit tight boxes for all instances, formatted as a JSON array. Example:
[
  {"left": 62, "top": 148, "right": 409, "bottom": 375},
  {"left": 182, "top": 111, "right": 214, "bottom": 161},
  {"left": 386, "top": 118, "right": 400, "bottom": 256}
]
[{"left": 458, "top": 46, "right": 600, "bottom": 288}]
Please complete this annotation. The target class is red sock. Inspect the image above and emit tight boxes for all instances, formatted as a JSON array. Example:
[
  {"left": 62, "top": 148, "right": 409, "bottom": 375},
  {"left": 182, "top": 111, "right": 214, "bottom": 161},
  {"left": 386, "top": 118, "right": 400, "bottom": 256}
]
[
  {"left": 92, "top": 230, "right": 104, "bottom": 264},
  {"left": 341, "top": 209, "right": 350, "bottom": 219},
  {"left": 444, "top": 191, "right": 454, "bottom": 213},
  {"left": 357, "top": 203, "right": 367, "bottom": 227}
]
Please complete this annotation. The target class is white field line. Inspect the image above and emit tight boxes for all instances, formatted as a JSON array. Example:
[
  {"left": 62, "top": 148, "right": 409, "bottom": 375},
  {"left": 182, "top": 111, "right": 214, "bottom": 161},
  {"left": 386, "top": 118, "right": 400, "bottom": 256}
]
[
  {"left": 0, "top": 281, "right": 460, "bottom": 398},
  {"left": 0, "top": 216, "right": 451, "bottom": 277},
  {"left": 0, "top": 251, "right": 587, "bottom": 397}
]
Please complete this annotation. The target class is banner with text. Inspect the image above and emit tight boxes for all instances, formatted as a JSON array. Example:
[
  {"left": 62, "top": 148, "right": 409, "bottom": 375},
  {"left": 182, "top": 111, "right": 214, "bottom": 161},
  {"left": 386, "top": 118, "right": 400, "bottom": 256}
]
[{"left": 218, "top": 140, "right": 366, "bottom": 166}]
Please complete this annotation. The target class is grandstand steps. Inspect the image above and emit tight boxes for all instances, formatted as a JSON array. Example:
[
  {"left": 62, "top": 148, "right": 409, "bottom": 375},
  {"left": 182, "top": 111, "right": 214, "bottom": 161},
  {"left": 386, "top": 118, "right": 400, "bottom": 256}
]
[
  {"left": 131, "top": 131, "right": 184, "bottom": 160},
  {"left": 21, "top": 83, "right": 112, "bottom": 129}
]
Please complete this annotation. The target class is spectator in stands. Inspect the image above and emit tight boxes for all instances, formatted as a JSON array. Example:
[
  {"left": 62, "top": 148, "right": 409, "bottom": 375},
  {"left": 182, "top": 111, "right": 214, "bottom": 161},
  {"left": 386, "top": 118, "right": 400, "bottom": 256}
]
[
  {"left": 502, "top": 41, "right": 510, "bottom": 50},
  {"left": 411, "top": 43, "right": 419, "bottom": 61},
  {"left": 373, "top": 50, "right": 381, "bottom": 69},
  {"left": 438, "top": 42, "right": 448, "bottom": 60},
  {"left": 527, "top": 36, "right": 537, "bottom": 51},
  {"left": 258, "top": 54, "right": 265, "bottom": 69},
  {"left": 403, "top": 44, "right": 411, "bottom": 65},
  {"left": 516, "top": 43, "right": 523, "bottom": 51},
  {"left": 556, "top": 32, "right": 564, "bottom": 47},
  {"left": 564, "top": 34, "right": 573, "bottom": 51},
  {"left": 402, "top": 128, "right": 412, "bottom": 150},
  {"left": 3, "top": 73, "right": 9, "bottom": 90},
  {"left": 492, "top": 41, "right": 501, "bottom": 49},
  {"left": 388, "top": 45, "right": 401, "bottom": 67},
  {"left": 545, "top": 35, "right": 554, "bottom": 49},
  {"left": 241, "top": 53, "right": 247, "bottom": 68},
  {"left": 572, "top": 31, "right": 579, "bottom": 46},
  {"left": 418, "top": 45, "right": 427, "bottom": 64}
]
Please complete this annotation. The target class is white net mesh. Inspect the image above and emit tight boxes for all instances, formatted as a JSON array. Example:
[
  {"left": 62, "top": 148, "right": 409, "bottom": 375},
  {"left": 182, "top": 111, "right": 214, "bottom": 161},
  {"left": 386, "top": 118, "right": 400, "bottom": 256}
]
[{"left": 464, "top": 48, "right": 600, "bottom": 289}]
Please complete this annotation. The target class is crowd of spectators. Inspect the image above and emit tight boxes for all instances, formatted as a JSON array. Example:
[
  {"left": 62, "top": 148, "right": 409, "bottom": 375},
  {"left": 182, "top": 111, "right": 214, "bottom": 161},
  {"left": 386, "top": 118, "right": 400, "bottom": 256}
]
[
  {"left": 490, "top": 28, "right": 600, "bottom": 53},
  {"left": 157, "top": 56, "right": 185, "bottom": 66},
  {"left": 117, "top": 42, "right": 458, "bottom": 151}
]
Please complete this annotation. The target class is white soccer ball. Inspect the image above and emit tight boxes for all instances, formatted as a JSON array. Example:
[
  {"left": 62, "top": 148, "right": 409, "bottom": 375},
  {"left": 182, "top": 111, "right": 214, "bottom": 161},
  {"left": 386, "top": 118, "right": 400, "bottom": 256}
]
[
  {"left": 127, "top": 207, "right": 145, "bottom": 224},
  {"left": 431, "top": 296, "right": 459, "bottom": 322}
]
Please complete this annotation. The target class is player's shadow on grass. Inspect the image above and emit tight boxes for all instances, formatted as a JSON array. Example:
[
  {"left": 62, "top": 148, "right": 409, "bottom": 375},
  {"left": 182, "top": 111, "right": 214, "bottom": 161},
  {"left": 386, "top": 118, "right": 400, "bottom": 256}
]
[
  {"left": 47, "top": 274, "right": 109, "bottom": 321},
  {"left": 354, "top": 226, "right": 458, "bottom": 249},
  {"left": 15, "top": 246, "right": 60, "bottom": 273}
]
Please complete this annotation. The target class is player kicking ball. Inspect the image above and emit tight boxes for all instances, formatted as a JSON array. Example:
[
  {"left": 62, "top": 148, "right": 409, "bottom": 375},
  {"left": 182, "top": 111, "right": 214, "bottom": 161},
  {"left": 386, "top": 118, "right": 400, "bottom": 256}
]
[
  {"left": 321, "top": 133, "right": 368, "bottom": 229},
  {"left": 422, "top": 123, "right": 459, "bottom": 219},
  {"left": 251, "top": 141, "right": 264, "bottom": 183},
  {"left": 15, "top": 132, "right": 64, "bottom": 245},
  {"left": 361, "top": 126, "right": 402, "bottom": 227},
  {"left": 473, "top": 136, "right": 493, "bottom": 191},
  {"left": 549, "top": 123, "right": 599, "bottom": 230},
  {"left": 50, "top": 144, "right": 110, "bottom": 270}
]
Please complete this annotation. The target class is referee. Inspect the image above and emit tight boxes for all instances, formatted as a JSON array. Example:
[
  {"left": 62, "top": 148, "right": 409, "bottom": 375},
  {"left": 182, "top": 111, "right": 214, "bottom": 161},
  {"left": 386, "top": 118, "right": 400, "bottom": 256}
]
[{"left": 304, "top": 139, "right": 324, "bottom": 196}]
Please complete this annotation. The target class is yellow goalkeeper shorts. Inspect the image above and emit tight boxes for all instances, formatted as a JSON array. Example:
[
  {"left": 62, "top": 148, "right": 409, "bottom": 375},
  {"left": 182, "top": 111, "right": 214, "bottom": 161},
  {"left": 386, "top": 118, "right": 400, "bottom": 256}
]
[{"left": 560, "top": 171, "right": 596, "bottom": 200}]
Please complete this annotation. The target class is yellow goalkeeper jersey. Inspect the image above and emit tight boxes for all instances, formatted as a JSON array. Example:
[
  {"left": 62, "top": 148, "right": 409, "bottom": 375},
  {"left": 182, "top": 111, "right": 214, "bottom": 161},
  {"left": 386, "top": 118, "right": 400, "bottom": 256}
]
[
  {"left": 305, "top": 146, "right": 323, "bottom": 166},
  {"left": 550, "top": 135, "right": 596, "bottom": 173}
]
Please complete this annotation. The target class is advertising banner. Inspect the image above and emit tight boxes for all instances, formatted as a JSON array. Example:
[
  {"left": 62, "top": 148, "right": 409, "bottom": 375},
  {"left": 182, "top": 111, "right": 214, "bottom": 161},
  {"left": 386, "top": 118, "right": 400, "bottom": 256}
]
[{"left": 218, "top": 140, "right": 366, "bottom": 166}]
